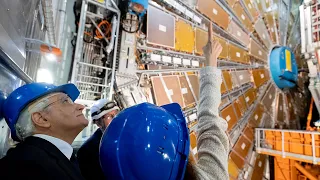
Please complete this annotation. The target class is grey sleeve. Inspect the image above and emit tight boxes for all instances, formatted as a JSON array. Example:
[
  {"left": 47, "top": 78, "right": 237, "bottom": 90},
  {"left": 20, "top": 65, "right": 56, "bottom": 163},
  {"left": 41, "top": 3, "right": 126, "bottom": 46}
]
[{"left": 193, "top": 66, "right": 229, "bottom": 180}]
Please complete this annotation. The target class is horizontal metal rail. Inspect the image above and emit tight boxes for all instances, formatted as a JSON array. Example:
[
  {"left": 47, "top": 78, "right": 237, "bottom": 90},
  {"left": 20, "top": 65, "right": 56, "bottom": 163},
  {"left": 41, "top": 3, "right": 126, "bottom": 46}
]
[{"left": 0, "top": 47, "right": 33, "bottom": 83}]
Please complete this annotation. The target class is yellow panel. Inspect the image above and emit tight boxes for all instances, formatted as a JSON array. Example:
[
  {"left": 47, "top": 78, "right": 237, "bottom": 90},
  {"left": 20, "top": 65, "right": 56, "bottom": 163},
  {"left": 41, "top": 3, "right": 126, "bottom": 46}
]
[
  {"left": 228, "top": 158, "right": 239, "bottom": 179},
  {"left": 175, "top": 19, "right": 195, "bottom": 53},
  {"left": 214, "top": 36, "right": 229, "bottom": 59},
  {"left": 286, "top": 50, "right": 292, "bottom": 72},
  {"left": 195, "top": 28, "right": 208, "bottom": 55}
]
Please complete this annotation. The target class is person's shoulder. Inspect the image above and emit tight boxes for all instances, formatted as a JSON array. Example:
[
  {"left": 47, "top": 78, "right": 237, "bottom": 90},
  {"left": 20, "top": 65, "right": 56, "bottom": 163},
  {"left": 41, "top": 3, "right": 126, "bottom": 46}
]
[{"left": 5, "top": 142, "right": 44, "bottom": 160}]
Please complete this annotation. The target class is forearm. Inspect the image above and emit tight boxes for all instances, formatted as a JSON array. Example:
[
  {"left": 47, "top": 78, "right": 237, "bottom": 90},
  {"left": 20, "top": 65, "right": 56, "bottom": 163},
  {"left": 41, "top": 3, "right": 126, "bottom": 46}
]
[{"left": 196, "top": 66, "right": 229, "bottom": 179}]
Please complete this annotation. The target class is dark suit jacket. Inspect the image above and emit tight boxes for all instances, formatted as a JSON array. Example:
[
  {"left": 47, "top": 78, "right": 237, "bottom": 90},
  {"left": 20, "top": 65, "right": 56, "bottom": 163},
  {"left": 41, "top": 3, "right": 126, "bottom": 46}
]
[
  {"left": 0, "top": 136, "right": 85, "bottom": 180},
  {"left": 77, "top": 129, "right": 105, "bottom": 180}
]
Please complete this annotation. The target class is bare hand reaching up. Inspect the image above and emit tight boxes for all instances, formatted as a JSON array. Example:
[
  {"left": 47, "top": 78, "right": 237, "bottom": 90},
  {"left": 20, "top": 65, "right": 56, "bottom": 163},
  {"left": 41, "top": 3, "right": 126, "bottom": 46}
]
[{"left": 202, "top": 23, "right": 222, "bottom": 67}]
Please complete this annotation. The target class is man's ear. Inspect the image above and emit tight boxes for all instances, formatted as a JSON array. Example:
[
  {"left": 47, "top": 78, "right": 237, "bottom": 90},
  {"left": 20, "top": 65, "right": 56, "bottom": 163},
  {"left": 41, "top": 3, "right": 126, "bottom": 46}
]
[{"left": 31, "top": 112, "right": 51, "bottom": 128}]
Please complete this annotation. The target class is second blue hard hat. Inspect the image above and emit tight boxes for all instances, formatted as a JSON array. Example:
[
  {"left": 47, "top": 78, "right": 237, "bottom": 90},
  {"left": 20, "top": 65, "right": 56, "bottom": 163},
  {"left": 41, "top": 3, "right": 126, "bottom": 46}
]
[{"left": 99, "top": 102, "right": 190, "bottom": 180}]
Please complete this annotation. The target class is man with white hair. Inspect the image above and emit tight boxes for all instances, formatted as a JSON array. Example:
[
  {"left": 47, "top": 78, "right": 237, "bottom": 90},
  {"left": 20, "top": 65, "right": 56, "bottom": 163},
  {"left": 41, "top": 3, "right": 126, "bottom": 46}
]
[
  {"left": 0, "top": 83, "right": 88, "bottom": 180},
  {"left": 77, "top": 99, "right": 120, "bottom": 180}
]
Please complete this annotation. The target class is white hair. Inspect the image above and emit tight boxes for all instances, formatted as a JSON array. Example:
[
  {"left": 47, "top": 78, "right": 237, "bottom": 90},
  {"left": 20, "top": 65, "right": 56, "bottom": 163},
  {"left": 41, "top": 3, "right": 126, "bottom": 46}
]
[{"left": 15, "top": 93, "right": 60, "bottom": 141}]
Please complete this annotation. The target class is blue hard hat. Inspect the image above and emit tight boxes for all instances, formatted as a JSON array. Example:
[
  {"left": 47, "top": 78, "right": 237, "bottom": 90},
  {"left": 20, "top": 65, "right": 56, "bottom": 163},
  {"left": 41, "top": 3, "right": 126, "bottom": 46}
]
[
  {"left": 99, "top": 103, "right": 190, "bottom": 180},
  {"left": 0, "top": 82, "right": 80, "bottom": 141}
]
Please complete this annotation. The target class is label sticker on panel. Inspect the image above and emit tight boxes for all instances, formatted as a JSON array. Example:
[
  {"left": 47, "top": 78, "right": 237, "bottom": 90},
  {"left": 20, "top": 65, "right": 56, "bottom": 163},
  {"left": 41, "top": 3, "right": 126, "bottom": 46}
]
[
  {"left": 258, "top": 161, "right": 262, "bottom": 167},
  {"left": 167, "top": 89, "right": 173, "bottom": 96},
  {"left": 189, "top": 113, "right": 197, "bottom": 121},
  {"left": 239, "top": 75, "right": 243, "bottom": 80},
  {"left": 248, "top": 3, "right": 252, "bottom": 9},
  {"left": 151, "top": 54, "right": 161, "bottom": 61},
  {"left": 280, "top": 106, "right": 282, "bottom": 111},
  {"left": 262, "top": 34, "right": 266, "bottom": 39},
  {"left": 194, "top": 15, "right": 202, "bottom": 24},
  {"left": 246, "top": 97, "right": 250, "bottom": 102},
  {"left": 271, "top": 28, "right": 274, "bottom": 32},
  {"left": 192, "top": 60, "right": 200, "bottom": 67},
  {"left": 226, "top": 115, "right": 231, "bottom": 122},
  {"left": 213, "top": 9, "right": 218, "bottom": 15},
  {"left": 237, "top": 31, "right": 241, "bottom": 37},
  {"left": 159, "top": 24, "right": 167, "bottom": 32},
  {"left": 173, "top": 57, "right": 182, "bottom": 64},
  {"left": 181, "top": 88, "right": 188, "bottom": 94},
  {"left": 241, "top": 143, "right": 246, "bottom": 150},
  {"left": 162, "top": 56, "right": 172, "bottom": 63},
  {"left": 255, "top": 114, "right": 259, "bottom": 120},
  {"left": 260, "top": 74, "right": 265, "bottom": 79},
  {"left": 241, "top": 14, "right": 246, "bottom": 20},
  {"left": 269, "top": 94, "right": 272, "bottom": 99},
  {"left": 259, "top": 51, "right": 262, "bottom": 56},
  {"left": 236, "top": 52, "right": 241, "bottom": 57}
]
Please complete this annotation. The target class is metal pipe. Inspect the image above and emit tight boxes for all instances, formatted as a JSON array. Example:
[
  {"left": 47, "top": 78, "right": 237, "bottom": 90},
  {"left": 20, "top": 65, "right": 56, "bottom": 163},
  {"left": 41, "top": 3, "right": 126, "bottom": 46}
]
[
  {"left": 56, "top": 0, "right": 67, "bottom": 48},
  {"left": 294, "top": 162, "right": 317, "bottom": 180},
  {"left": 108, "top": 9, "right": 121, "bottom": 101},
  {"left": 0, "top": 48, "right": 33, "bottom": 83},
  {"left": 41, "top": 0, "right": 56, "bottom": 45},
  {"left": 106, "top": 16, "right": 118, "bottom": 54},
  {"left": 71, "top": 0, "right": 88, "bottom": 83}
]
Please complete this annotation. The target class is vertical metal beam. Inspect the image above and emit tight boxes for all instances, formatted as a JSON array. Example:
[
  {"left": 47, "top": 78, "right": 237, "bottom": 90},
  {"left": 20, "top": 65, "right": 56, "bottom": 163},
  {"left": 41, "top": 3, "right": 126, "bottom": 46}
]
[
  {"left": 312, "top": 133, "right": 316, "bottom": 164},
  {"left": 71, "top": 0, "right": 88, "bottom": 83}
]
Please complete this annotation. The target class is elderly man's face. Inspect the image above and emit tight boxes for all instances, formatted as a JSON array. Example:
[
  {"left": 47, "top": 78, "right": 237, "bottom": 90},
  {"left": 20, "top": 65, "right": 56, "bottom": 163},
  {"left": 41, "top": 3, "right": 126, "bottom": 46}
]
[{"left": 42, "top": 93, "right": 88, "bottom": 134}]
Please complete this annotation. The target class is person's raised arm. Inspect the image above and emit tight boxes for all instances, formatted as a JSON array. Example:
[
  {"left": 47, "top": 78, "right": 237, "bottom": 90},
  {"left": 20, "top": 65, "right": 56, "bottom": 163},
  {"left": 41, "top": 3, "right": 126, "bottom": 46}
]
[{"left": 195, "top": 22, "right": 229, "bottom": 179}]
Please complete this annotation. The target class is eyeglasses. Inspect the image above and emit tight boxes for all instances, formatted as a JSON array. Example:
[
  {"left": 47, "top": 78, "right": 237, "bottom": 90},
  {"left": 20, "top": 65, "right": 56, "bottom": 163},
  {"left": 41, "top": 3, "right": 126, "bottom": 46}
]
[{"left": 41, "top": 95, "right": 73, "bottom": 110}]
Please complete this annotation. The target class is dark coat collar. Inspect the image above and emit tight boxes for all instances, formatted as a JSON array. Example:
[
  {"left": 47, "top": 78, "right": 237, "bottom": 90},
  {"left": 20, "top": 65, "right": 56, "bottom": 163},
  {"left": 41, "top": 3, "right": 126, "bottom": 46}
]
[{"left": 24, "top": 136, "right": 85, "bottom": 180}]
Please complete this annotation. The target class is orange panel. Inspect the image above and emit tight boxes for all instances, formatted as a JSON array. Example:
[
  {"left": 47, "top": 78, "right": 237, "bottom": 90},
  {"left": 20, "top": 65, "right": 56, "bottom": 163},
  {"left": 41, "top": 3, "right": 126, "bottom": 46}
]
[
  {"left": 190, "top": 132, "right": 197, "bottom": 156},
  {"left": 262, "top": 84, "right": 276, "bottom": 110},
  {"left": 243, "top": 126, "right": 254, "bottom": 142},
  {"left": 233, "top": 102, "right": 242, "bottom": 120},
  {"left": 248, "top": 104, "right": 264, "bottom": 127},
  {"left": 221, "top": 104, "right": 238, "bottom": 131},
  {"left": 252, "top": 154, "right": 267, "bottom": 180},
  {"left": 214, "top": 36, "right": 229, "bottom": 59},
  {"left": 233, "top": 135, "right": 252, "bottom": 159},
  {"left": 226, "top": 0, "right": 236, "bottom": 6},
  {"left": 227, "top": 20, "right": 250, "bottom": 47},
  {"left": 196, "top": 0, "right": 230, "bottom": 29},
  {"left": 252, "top": 69, "right": 269, "bottom": 87},
  {"left": 230, "top": 151, "right": 245, "bottom": 169},
  {"left": 244, "top": 88, "right": 256, "bottom": 106},
  {"left": 151, "top": 75, "right": 185, "bottom": 107},
  {"left": 249, "top": 39, "right": 268, "bottom": 61},
  {"left": 222, "top": 71, "right": 233, "bottom": 91},
  {"left": 243, "top": 0, "right": 259, "bottom": 21},
  {"left": 179, "top": 75, "right": 196, "bottom": 107},
  {"left": 175, "top": 19, "right": 195, "bottom": 53},
  {"left": 235, "top": 96, "right": 247, "bottom": 116},
  {"left": 195, "top": 28, "right": 208, "bottom": 55},
  {"left": 304, "top": 134, "right": 320, "bottom": 157},
  {"left": 228, "top": 158, "right": 239, "bottom": 179},
  {"left": 228, "top": 44, "right": 248, "bottom": 64},
  {"left": 233, "top": 3, "right": 253, "bottom": 32},
  {"left": 256, "top": 0, "right": 263, "bottom": 13}
]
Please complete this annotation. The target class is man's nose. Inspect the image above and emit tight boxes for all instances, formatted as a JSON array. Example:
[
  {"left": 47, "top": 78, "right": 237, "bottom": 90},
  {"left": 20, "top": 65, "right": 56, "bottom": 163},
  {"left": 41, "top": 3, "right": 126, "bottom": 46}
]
[{"left": 75, "top": 103, "right": 85, "bottom": 111}]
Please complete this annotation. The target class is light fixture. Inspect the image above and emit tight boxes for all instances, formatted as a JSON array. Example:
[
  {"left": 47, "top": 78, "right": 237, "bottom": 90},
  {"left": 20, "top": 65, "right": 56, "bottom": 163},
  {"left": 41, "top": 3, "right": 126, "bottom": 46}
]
[
  {"left": 36, "top": 68, "right": 54, "bottom": 84},
  {"left": 45, "top": 53, "right": 56, "bottom": 62}
]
